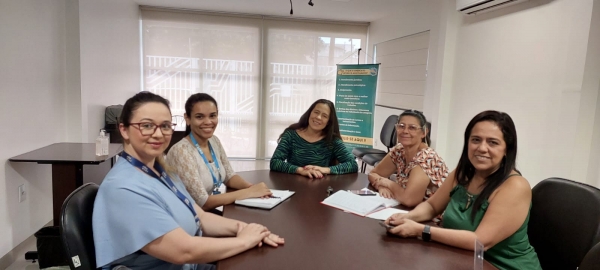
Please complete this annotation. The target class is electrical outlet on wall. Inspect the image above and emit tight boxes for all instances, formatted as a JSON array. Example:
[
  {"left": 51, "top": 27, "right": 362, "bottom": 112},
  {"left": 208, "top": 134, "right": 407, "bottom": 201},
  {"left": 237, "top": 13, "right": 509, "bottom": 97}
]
[{"left": 18, "top": 184, "right": 26, "bottom": 203}]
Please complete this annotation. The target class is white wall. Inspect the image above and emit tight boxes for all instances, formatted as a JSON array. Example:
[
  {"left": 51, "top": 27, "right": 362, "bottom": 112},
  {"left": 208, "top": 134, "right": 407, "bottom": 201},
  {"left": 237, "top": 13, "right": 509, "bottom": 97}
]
[
  {"left": 0, "top": 0, "right": 66, "bottom": 258},
  {"left": 79, "top": 0, "right": 140, "bottom": 143},
  {"left": 447, "top": 0, "right": 598, "bottom": 187},
  {"left": 370, "top": 0, "right": 600, "bottom": 187},
  {"left": 0, "top": 0, "right": 141, "bottom": 259},
  {"left": 584, "top": 0, "right": 600, "bottom": 187},
  {"left": 368, "top": 0, "right": 450, "bottom": 155}
]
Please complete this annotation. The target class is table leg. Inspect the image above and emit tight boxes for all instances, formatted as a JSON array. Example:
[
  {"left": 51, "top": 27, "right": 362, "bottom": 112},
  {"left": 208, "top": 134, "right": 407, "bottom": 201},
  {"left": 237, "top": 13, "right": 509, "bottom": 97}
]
[{"left": 51, "top": 163, "right": 83, "bottom": 226}]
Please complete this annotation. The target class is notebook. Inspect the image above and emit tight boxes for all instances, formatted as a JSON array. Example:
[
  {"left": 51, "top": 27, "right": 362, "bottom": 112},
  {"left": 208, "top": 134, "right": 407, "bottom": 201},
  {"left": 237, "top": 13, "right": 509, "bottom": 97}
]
[
  {"left": 321, "top": 190, "right": 400, "bottom": 217},
  {"left": 234, "top": 189, "right": 295, "bottom": 210}
]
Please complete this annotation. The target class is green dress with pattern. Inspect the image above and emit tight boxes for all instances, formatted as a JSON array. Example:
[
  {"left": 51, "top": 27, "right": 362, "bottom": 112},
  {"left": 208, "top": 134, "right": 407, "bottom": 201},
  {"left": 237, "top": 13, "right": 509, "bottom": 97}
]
[{"left": 442, "top": 185, "right": 542, "bottom": 270}]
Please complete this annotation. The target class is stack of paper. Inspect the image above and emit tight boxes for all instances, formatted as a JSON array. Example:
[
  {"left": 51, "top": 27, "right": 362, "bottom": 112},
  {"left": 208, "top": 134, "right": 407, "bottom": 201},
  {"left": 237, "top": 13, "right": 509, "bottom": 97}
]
[
  {"left": 234, "top": 189, "right": 295, "bottom": 210},
  {"left": 321, "top": 190, "right": 400, "bottom": 217}
]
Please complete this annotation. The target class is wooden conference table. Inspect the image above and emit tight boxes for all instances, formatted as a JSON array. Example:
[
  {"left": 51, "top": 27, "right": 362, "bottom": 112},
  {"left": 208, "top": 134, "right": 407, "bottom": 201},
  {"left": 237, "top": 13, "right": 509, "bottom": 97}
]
[
  {"left": 9, "top": 143, "right": 122, "bottom": 226},
  {"left": 218, "top": 170, "right": 496, "bottom": 270}
]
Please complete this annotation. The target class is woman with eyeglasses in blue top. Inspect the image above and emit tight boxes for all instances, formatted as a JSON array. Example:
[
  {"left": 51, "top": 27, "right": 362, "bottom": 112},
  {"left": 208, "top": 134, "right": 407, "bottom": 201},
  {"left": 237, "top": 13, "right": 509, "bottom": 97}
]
[{"left": 368, "top": 110, "right": 449, "bottom": 207}]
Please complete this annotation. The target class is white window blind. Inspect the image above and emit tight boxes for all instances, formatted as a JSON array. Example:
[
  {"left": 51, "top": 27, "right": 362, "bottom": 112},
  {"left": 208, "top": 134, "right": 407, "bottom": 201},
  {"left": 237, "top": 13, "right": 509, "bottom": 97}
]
[
  {"left": 141, "top": 8, "right": 367, "bottom": 158},
  {"left": 374, "top": 31, "right": 430, "bottom": 110},
  {"left": 262, "top": 19, "right": 366, "bottom": 157}
]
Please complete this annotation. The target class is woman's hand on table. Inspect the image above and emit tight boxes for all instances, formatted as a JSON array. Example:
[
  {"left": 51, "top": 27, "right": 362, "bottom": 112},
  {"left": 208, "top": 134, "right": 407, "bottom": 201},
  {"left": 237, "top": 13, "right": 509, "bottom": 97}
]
[
  {"left": 386, "top": 218, "right": 423, "bottom": 238},
  {"left": 374, "top": 177, "right": 395, "bottom": 190},
  {"left": 386, "top": 212, "right": 411, "bottom": 224},
  {"left": 378, "top": 187, "right": 394, "bottom": 199},
  {"left": 297, "top": 167, "right": 324, "bottom": 179},
  {"left": 242, "top": 182, "right": 272, "bottom": 199},
  {"left": 303, "top": 165, "right": 331, "bottom": 175},
  {"left": 236, "top": 223, "right": 270, "bottom": 248},
  {"left": 262, "top": 233, "right": 285, "bottom": 247}
]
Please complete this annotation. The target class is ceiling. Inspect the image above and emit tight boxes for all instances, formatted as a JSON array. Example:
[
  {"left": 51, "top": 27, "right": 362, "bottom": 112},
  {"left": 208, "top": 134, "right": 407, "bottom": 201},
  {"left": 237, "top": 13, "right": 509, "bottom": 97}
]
[{"left": 132, "top": 0, "right": 416, "bottom": 23}]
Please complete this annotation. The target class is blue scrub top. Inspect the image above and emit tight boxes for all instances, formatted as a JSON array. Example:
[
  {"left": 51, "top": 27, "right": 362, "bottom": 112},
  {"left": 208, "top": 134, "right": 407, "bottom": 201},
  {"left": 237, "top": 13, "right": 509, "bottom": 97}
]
[{"left": 92, "top": 158, "right": 206, "bottom": 270}]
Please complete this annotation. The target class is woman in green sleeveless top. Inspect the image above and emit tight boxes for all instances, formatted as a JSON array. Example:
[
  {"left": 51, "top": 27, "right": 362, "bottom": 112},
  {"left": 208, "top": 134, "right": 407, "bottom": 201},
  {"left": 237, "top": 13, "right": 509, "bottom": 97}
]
[{"left": 383, "top": 111, "right": 541, "bottom": 270}]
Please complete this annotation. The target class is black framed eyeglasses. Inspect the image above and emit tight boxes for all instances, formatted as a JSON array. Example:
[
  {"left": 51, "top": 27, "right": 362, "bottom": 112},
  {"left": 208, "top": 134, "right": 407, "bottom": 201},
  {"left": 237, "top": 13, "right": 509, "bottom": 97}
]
[{"left": 130, "top": 122, "right": 176, "bottom": 136}]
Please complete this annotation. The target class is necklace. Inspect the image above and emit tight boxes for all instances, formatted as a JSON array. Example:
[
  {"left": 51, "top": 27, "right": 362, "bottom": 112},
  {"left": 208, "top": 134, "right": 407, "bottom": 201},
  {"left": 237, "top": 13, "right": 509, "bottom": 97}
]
[{"left": 465, "top": 193, "right": 474, "bottom": 209}]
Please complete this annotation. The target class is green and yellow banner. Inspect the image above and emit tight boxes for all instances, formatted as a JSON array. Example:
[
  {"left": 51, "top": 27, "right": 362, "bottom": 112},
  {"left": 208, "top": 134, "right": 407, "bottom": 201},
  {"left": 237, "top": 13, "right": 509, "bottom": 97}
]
[{"left": 335, "top": 64, "right": 379, "bottom": 152}]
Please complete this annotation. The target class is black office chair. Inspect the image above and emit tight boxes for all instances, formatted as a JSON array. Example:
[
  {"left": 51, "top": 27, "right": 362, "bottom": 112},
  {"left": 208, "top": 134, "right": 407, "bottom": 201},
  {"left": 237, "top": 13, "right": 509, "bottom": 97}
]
[
  {"left": 60, "top": 183, "right": 100, "bottom": 270},
  {"left": 528, "top": 178, "right": 600, "bottom": 270},
  {"left": 352, "top": 115, "right": 398, "bottom": 173},
  {"left": 360, "top": 129, "right": 397, "bottom": 169},
  {"left": 579, "top": 242, "right": 600, "bottom": 270},
  {"left": 361, "top": 122, "right": 431, "bottom": 171}
]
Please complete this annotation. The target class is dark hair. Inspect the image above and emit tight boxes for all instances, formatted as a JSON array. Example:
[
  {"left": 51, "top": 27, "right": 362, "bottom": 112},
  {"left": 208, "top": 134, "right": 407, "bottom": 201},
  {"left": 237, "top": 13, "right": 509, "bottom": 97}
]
[
  {"left": 120, "top": 91, "right": 171, "bottom": 127},
  {"left": 455, "top": 110, "right": 518, "bottom": 221},
  {"left": 278, "top": 99, "right": 341, "bottom": 145},
  {"left": 119, "top": 91, "right": 172, "bottom": 172},
  {"left": 399, "top": 110, "right": 431, "bottom": 146},
  {"left": 184, "top": 93, "right": 219, "bottom": 136}
]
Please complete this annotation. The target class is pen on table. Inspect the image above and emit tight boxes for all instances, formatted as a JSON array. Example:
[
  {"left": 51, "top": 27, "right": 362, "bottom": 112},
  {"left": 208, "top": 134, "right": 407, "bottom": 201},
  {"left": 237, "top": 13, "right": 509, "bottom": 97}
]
[{"left": 269, "top": 195, "right": 281, "bottom": 199}]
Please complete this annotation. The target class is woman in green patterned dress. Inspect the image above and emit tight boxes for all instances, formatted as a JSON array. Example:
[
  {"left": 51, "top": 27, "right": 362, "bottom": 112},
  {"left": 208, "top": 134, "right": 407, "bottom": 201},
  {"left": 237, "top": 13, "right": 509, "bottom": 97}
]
[
  {"left": 384, "top": 110, "right": 541, "bottom": 270},
  {"left": 270, "top": 99, "right": 358, "bottom": 179}
]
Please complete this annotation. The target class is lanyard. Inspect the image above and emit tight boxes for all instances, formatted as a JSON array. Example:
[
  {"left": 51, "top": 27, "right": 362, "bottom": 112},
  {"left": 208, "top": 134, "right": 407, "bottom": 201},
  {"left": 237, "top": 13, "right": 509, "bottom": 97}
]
[
  {"left": 189, "top": 135, "right": 223, "bottom": 194},
  {"left": 119, "top": 151, "right": 201, "bottom": 236}
]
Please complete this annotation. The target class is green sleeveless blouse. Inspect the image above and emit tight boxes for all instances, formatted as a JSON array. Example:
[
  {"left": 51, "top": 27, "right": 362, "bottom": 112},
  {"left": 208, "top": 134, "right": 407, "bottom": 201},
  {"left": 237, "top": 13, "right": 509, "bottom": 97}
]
[{"left": 442, "top": 185, "right": 541, "bottom": 270}]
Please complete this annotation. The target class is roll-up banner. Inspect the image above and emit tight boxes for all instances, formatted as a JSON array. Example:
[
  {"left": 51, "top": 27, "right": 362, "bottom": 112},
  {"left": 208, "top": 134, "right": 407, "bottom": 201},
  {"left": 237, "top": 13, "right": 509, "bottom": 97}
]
[{"left": 335, "top": 64, "right": 379, "bottom": 152}]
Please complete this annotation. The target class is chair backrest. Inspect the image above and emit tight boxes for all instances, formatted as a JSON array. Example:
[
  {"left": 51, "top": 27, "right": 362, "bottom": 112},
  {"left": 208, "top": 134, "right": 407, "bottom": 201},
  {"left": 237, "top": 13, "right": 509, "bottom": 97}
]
[
  {"left": 60, "top": 183, "right": 100, "bottom": 270},
  {"left": 380, "top": 115, "right": 399, "bottom": 150},
  {"left": 579, "top": 241, "right": 600, "bottom": 270},
  {"left": 528, "top": 178, "right": 600, "bottom": 269}
]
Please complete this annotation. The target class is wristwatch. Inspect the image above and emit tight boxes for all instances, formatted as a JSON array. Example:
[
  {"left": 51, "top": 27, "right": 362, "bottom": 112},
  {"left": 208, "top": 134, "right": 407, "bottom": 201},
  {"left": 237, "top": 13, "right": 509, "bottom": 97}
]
[{"left": 422, "top": 225, "right": 431, "bottom": 242}]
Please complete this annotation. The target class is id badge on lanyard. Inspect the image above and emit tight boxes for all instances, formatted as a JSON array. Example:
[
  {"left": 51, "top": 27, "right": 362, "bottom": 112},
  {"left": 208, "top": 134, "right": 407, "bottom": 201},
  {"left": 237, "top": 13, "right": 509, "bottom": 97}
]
[
  {"left": 189, "top": 135, "right": 223, "bottom": 194},
  {"left": 119, "top": 151, "right": 201, "bottom": 236}
]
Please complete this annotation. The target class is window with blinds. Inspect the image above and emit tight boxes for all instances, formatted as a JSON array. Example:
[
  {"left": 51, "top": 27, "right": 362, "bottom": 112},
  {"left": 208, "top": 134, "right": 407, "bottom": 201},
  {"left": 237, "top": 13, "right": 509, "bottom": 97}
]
[{"left": 141, "top": 8, "right": 367, "bottom": 158}]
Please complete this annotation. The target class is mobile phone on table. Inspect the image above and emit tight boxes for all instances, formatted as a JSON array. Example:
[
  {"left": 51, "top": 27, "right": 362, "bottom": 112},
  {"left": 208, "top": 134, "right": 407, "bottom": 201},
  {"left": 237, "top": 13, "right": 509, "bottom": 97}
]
[
  {"left": 379, "top": 221, "right": 394, "bottom": 230},
  {"left": 348, "top": 189, "right": 377, "bottom": 196}
]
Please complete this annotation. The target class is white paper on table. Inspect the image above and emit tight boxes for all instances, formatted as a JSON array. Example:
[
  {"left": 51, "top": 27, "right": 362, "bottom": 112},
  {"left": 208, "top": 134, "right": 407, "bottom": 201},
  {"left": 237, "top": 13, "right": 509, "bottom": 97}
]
[
  {"left": 235, "top": 190, "right": 295, "bottom": 209},
  {"left": 322, "top": 191, "right": 385, "bottom": 216},
  {"left": 365, "top": 208, "right": 409, "bottom": 220},
  {"left": 363, "top": 194, "right": 400, "bottom": 208}
]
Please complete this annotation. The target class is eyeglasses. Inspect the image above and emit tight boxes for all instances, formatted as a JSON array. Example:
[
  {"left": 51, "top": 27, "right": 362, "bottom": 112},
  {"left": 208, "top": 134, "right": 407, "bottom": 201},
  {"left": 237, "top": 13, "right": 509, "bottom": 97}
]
[
  {"left": 395, "top": 123, "right": 422, "bottom": 132},
  {"left": 130, "top": 122, "right": 176, "bottom": 136}
]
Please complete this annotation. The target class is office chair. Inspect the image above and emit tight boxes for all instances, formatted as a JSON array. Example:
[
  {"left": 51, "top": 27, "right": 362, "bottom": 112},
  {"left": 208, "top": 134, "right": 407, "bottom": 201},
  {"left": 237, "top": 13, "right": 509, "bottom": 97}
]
[
  {"left": 60, "top": 183, "right": 100, "bottom": 270},
  {"left": 360, "top": 128, "right": 396, "bottom": 170},
  {"left": 528, "top": 178, "right": 600, "bottom": 270},
  {"left": 579, "top": 242, "right": 600, "bottom": 270},
  {"left": 352, "top": 115, "right": 398, "bottom": 173}
]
